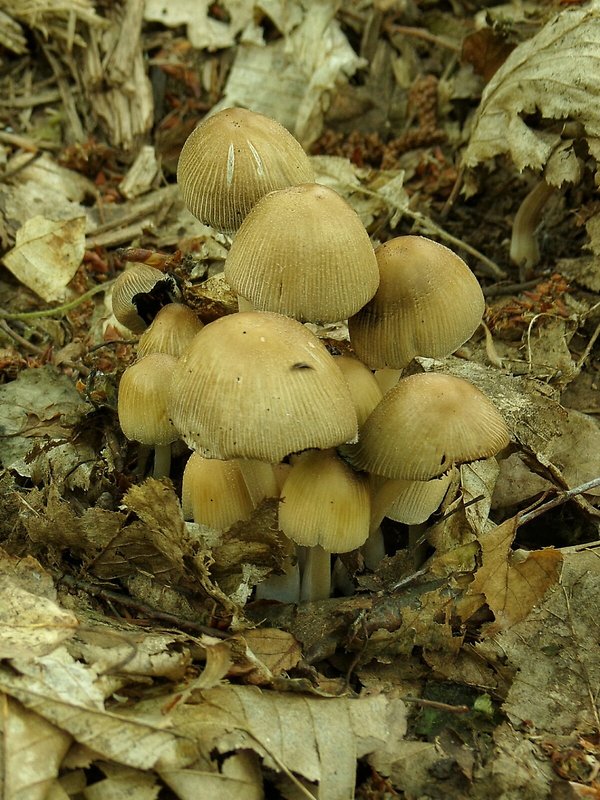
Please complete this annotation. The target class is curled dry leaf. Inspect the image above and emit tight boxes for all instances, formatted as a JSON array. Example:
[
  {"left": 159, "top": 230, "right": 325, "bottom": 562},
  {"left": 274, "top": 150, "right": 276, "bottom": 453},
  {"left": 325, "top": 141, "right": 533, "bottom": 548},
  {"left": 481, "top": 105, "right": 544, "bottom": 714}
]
[
  {"left": 468, "top": 515, "right": 563, "bottom": 634},
  {"left": 463, "top": 3, "right": 600, "bottom": 182}
]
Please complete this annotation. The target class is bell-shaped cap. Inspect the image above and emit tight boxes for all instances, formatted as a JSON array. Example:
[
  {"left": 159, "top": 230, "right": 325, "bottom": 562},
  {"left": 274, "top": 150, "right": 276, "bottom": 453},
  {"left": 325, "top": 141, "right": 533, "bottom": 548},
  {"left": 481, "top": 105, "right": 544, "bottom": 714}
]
[
  {"left": 137, "top": 303, "right": 203, "bottom": 359},
  {"left": 118, "top": 353, "right": 179, "bottom": 446},
  {"left": 346, "top": 372, "right": 510, "bottom": 480},
  {"left": 181, "top": 452, "right": 255, "bottom": 530},
  {"left": 177, "top": 107, "right": 315, "bottom": 233},
  {"left": 349, "top": 236, "right": 485, "bottom": 369},
  {"left": 333, "top": 354, "right": 383, "bottom": 428},
  {"left": 279, "top": 449, "right": 370, "bottom": 553},
  {"left": 224, "top": 183, "right": 379, "bottom": 323},
  {"left": 112, "top": 263, "right": 180, "bottom": 334},
  {"left": 169, "top": 311, "right": 358, "bottom": 461}
]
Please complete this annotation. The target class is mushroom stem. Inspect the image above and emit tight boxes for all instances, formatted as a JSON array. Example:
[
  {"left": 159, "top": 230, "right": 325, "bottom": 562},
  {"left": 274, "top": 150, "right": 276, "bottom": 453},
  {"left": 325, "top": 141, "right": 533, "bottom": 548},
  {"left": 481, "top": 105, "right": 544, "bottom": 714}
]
[
  {"left": 362, "top": 526, "right": 385, "bottom": 570},
  {"left": 408, "top": 523, "right": 428, "bottom": 568},
  {"left": 153, "top": 443, "right": 172, "bottom": 479},
  {"left": 510, "top": 179, "right": 557, "bottom": 277},
  {"left": 255, "top": 554, "right": 300, "bottom": 603},
  {"left": 369, "top": 476, "right": 408, "bottom": 533},
  {"left": 300, "top": 545, "right": 331, "bottom": 602}
]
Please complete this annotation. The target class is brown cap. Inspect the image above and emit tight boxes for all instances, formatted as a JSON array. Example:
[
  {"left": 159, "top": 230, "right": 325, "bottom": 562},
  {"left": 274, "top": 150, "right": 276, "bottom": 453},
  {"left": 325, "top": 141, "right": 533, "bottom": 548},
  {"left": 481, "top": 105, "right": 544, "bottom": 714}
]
[
  {"left": 279, "top": 449, "right": 370, "bottom": 553},
  {"left": 177, "top": 107, "right": 315, "bottom": 233},
  {"left": 169, "top": 311, "right": 358, "bottom": 461},
  {"left": 137, "top": 303, "right": 203, "bottom": 359},
  {"left": 349, "top": 236, "right": 485, "bottom": 369},
  {"left": 224, "top": 183, "right": 379, "bottom": 323},
  {"left": 118, "top": 353, "right": 179, "bottom": 446},
  {"left": 346, "top": 372, "right": 510, "bottom": 480}
]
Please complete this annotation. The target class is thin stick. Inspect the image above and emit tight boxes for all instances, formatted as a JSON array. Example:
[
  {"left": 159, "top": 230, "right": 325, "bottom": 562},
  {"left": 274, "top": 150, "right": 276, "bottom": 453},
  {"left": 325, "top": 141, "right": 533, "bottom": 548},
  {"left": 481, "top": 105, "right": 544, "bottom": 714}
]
[
  {"left": 402, "top": 696, "right": 470, "bottom": 713},
  {"left": 518, "top": 476, "right": 600, "bottom": 525},
  {"left": 0, "top": 280, "right": 114, "bottom": 320}
]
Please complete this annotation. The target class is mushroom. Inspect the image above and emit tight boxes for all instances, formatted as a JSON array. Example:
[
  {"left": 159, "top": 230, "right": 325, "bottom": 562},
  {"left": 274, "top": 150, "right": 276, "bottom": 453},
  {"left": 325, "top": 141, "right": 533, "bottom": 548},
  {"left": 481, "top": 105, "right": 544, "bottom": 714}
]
[
  {"left": 224, "top": 183, "right": 380, "bottom": 323},
  {"left": 177, "top": 107, "right": 315, "bottom": 233},
  {"left": 137, "top": 302, "right": 203, "bottom": 359},
  {"left": 117, "top": 353, "right": 179, "bottom": 478},
  {"left": 279, "top": 449, "right": 370, "bottom": 601},
  {"left": 181, "top": 452, "right": 254, "bottom": 529},
  {"left": 168, "top": 311, "right": 358, "bottom": 462},
  {"left": 346, "top": 372, "right": 510, "bottom": 481},
  {"left": 345, "top": 372, "right": 509, "bottom": 567},
  {"left": 333, "top": 354, "right": 383, "bottom": 429},
  {"left": 111, "top": 263, "right": 180, "bottom": 334},
  {"left": 348, "top": 236, "right": 485, "bottom": 389}
]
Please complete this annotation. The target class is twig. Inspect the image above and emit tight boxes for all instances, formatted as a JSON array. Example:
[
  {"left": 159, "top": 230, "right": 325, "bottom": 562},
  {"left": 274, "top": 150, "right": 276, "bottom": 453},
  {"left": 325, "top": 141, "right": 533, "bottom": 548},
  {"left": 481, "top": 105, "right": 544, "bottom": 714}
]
[
  {"left": 483, "top": 278, "right": 542, "bottom": 297},
  {"left": 57, "top": 573, "right": 231, "bottom": 639},
  {"left": 385, "top": 24, "right": 461, "bottom": 53},
  {"left": 402, "top": 696, "right": 471, "bottom": 713},
  {"left": 518, "top": 476, "right": 600, "bottom": 525},
  {"left": 0, "top": 280, "right": 114, "bottom": 321},
  {"left": 0, "top": 319, "right": 46, "bottom": 354}
]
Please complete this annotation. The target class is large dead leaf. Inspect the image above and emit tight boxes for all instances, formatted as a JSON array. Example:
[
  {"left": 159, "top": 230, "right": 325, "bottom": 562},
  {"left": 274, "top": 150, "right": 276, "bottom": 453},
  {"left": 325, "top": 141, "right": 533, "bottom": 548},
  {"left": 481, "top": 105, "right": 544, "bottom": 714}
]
[
  {"left": 497, "top": 550, "right": 600, "bottom": 734},
  {"left": 468, "top": 516, "right": 562, "bottom": 633},
  {"left": 463, "top": 3, "right": 600, "bottom": 180},
  {"left": 1, "top": 695, "right": 72, "bottom": 800}
]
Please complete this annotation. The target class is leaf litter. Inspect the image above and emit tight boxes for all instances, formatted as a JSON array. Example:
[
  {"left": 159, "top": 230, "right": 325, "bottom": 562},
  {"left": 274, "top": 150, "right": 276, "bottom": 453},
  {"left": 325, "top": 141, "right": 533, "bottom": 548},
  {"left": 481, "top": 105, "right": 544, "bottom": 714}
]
[{"left": 0, "top": 1, "right": 599, "bottom": 798}]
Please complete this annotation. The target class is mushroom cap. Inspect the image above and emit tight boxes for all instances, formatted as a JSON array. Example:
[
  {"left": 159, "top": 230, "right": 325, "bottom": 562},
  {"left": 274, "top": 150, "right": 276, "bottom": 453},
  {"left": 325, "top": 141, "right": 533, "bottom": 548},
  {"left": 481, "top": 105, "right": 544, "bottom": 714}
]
[
  {"left": 224, "top": 183, "right": 379, "bottom": 323},
  {"left": 385, "top": 472, "right": 453, "bottom": 524},
  {"left": 177, "top": 107, "right": 315, "bottom": 233},
  {"left": 169, "top": 311, "right": 358, "bottom": 461},
  {"left": 348, "top": 236, "right": 485, "bottom": 369},
  {"left": 346, "top": 372, "right": 510, "bottom": 480},
  {"left": 279, "top": 449, "right": 370, "bottom": 553},
  {"left": 112, "top": 263, "right": 180, "bottom": 334},
  {"left": 181, "top": 452, "right": 254, "bottom": 530},
  {"left": 137, "top": 303, "right": 203, "bottom": 359},
  {"left": 118, "top": 353, "right": 179, "bottom": 446},
  {"left": 333, "top": 354, "right": 383, "bottom": 428}
]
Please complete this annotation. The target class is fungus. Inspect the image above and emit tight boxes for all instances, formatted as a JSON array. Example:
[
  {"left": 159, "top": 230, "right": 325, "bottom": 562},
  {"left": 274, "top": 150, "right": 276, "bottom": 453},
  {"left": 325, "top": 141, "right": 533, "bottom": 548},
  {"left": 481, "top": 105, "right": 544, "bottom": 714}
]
[
  {"left": 117, "top": 353, "right": 179, "bottom": 478},
  {"left": 224, "top": 183, "right": 379, "bottom": 323},
  {"left": 168, "top": 311, "right": 358, "bottom": 462},
  {"left": 181, "top": 452, "right": 254, "bottom": 529},
  {"left": 177, "top": 107, "right": 315, "bottom": 233},
  {"left": 137, "top": 302, "right": 203, "bottom": 359},
  {"left": 348, "top": 236, "right": 485, "bottom": 383},
  {"left": 333, "top": 354, "right": 383, "bottom": 429},
  {"left": 112, "top": 263, "right": 180, "bottom": 334},
  {"left": 279, "top": 449, "right": 370, "bottom": 601}
]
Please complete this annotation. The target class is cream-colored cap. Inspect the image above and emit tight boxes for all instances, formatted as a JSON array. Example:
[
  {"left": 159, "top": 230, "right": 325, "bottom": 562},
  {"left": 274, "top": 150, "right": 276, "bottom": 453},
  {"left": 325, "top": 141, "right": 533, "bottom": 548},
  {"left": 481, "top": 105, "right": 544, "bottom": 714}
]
[
  {"left": 347, "top": 372, "right": 510, "bottom": 480},
  {"left": 112, "top": 263, "right": 179, "bottom": 334},
  {"left": 117, "top": 353, "right": 179, "bottom": 446},
  {"left": 333, "top": 354, "right": 383, "bottom": 428},
  {"left": 177, "top": 107, "right": 315, "bottom": 233},
  {"left": 279, "top": 449, "right": 370, "bottom": 553},
  {"left": 137, "top": 303, "right": 203, "bottom": 359},
  {"left": 169, "top": 311, "right": 358, "bottom": 461},
  {"left": 224, "top": 183, "right": 379, "bottom": 323},
  {"left": 349, "top": 236, "right": 485, "bottom": 369},
  {"left": 181, "top": 452, "right": 254, "bottom": 530}
]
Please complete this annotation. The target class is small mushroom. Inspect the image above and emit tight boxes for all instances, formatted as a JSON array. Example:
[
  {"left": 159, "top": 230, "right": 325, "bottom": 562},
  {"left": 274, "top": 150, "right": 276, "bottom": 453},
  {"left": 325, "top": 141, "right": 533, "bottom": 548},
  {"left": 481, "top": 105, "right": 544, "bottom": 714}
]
[
  {"left": 181, "top": 452, "right": 255, "bottom": 529},
  {"left": 224, "top": 183, "right": 380, "bottom": 323},
  {"left": 112, "top": 263, "right": 180, "bottom": 334},
  {"left": 117, "top": 353, "right": 179, "bottom": 478},
  {"left": 137, "top": 303, "right": 203, "bottom": 359},
  {"left": 279, "top": 449, "right": 370, "bottom": 601},
  {"left": 177, "top": 107, "right": 315, "bottom": 233}
]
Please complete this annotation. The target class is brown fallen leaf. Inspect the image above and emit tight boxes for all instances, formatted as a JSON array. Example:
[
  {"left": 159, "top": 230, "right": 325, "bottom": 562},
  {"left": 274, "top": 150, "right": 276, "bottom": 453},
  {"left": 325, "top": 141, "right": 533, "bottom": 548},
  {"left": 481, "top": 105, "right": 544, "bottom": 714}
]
[
  {"left": 468, "top": 515, "right": 563, "bottom": 634},
  {"left": 228, "top": 628, "right": 302, "bottom": 685}
]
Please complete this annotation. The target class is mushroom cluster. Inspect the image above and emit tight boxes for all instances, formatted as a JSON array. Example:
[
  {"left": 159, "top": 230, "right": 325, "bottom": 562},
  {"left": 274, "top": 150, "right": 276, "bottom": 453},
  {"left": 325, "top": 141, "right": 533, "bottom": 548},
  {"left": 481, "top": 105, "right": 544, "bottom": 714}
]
[{"left": 113, "top": 106, "right": 510, "bottom": 604}]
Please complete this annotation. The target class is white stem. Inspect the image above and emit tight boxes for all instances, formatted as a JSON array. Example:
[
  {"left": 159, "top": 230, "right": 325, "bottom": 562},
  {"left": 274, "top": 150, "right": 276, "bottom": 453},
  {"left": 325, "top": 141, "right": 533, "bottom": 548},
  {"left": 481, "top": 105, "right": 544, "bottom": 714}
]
[
  {"left": 300, "top": 545, "right": 331, "bottom": 602},
  {"left": 255, "top": 556, "right": 300, "bottom": 604},
  {"left": 153, "top": 443, "right": 172, "bottom": 479},
  {"left": 362, "top": 526, "right": 385, "bottom": 570},
  {"left": 510, "top": 179, "right": 557, "bottom": 275}
]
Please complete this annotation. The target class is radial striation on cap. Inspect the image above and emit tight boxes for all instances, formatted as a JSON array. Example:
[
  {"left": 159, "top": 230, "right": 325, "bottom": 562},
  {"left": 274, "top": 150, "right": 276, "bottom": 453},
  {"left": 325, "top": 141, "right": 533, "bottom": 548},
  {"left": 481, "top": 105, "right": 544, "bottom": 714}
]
[
  {"left": 224, "top": 183, "right": 379, "bottom": 323},
  {"left": 177, "top": 107, "right": 315, "bottom": 233},
  {"left": 169, "top": 311, "right": 358, "bottom": 462},
  {"left": 347, "top": 372, "right": 510, "bottom": 480},
  {"left": 349, "top": 236, "right": 485, "bottom": 369}
]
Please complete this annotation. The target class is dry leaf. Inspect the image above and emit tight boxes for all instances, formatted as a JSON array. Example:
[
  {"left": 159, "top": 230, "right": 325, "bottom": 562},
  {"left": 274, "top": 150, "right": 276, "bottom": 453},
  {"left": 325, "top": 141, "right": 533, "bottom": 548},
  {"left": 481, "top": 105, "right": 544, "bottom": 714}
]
[
  {"left": 160, "top": 751, "right": 264, "bottom": 800},
  {"left": 468, "top": 516, "right": 563, "bottom": 633},
  {"left": 2, "top": 215, "right": 86, "bottom": 302},
  {"left": 463, "top": 4, "right": 600, "bottom": 181},
  {"left": 497, "top": 550, "right": 600, "bottom": 734},
  {"left": 228, "top": 628, "right": 302, "bottom": 685},
  {"left": 2, "top": 695, "right": 72, "bottom": 800}
]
